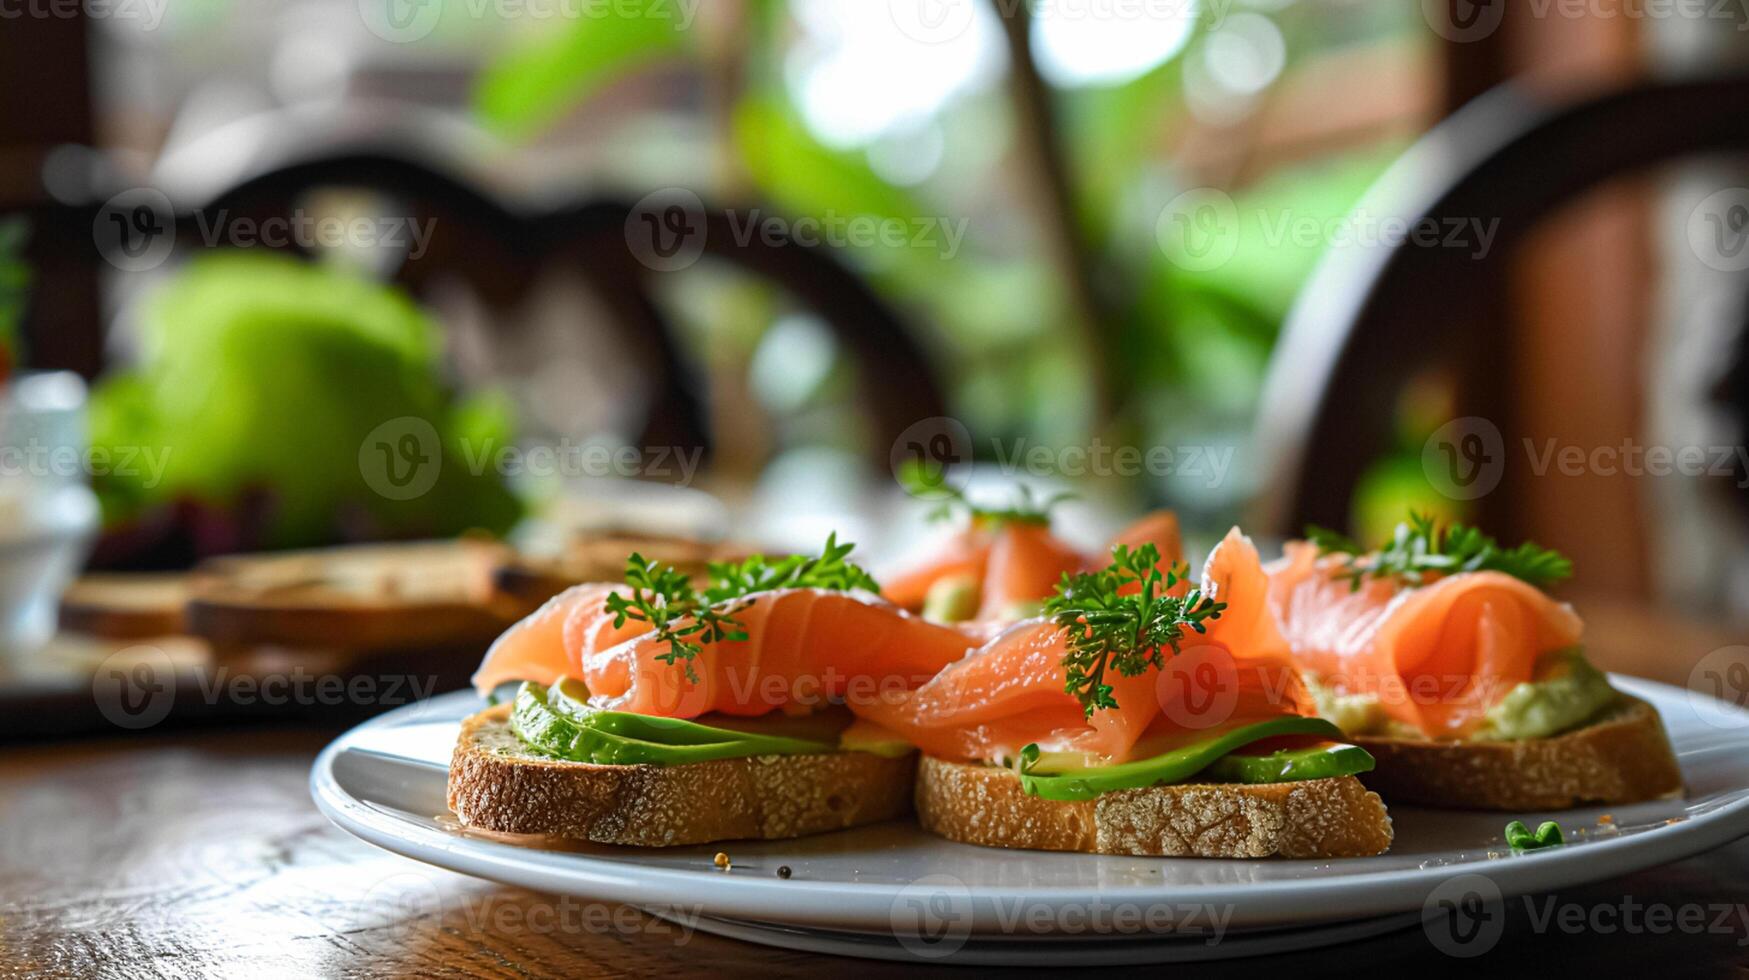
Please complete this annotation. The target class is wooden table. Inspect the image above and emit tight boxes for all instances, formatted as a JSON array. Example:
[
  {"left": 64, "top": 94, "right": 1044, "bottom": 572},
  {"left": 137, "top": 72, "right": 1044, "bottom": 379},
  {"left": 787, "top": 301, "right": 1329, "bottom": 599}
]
[{"left": 2, "top": 600, "right": 1746, "bottom": 977}]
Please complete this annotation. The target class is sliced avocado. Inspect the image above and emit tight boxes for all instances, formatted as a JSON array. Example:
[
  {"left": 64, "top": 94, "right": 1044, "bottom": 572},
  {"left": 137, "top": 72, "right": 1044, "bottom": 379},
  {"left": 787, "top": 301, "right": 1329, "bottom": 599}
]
[
  {"left": 921, "top": 574, "right": 981, "bottom": 623},
  {"left": 511, "top": 681, "right": 837, "bottom": 765},
  {"left": 511, "top": 682, "right": 598, "bottom": 758},
  {"left": 1200, "top": 742, "right": 1375, "bottom": 784},
  {"left": 837, "top": 719, "right": 916, "bottom": 758},
  {"left": 1016, "top": 716, "right": 1354, "bottom": 802}
]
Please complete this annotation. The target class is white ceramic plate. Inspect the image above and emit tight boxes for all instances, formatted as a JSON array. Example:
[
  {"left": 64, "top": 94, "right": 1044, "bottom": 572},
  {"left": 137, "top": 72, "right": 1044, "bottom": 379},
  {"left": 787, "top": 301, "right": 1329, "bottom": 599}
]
[{"left": 312, "top": 676, "right": 1749, "bottom": 963}]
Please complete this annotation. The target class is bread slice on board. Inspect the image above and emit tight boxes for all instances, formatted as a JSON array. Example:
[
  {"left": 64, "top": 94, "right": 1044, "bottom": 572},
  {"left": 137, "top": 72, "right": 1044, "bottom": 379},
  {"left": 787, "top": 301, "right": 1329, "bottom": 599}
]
[
  {"left": 59, "top": 573, "right": 192, "bottom": 639},
  {"left": 186, "top": 539, "right": 524, "bottom": 653},
  {"left": 915, "top": 757, "right": 1393, "bottom": 858},
  {"left": 447, "top": 703, "right": 915, "bottom": 846},
  {"left": 1350, "top": 696, "right": 1683, "bottom": 811}
]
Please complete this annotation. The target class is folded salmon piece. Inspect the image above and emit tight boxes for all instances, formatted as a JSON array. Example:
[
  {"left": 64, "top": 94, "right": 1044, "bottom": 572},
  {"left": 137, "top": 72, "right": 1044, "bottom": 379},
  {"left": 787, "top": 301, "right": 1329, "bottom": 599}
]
[
  {"left": 473, "top": 583, "right": 979, "bottom": 719},
  {"left": 852, "top": 528, "right": 1313, "bottom": 766},
  {"left": 471, "top": 583, "right": 636, "bottom": 695},
  {"left": 976, "top": 521, "right": 1087, "bottom": 620},
  {"left": 1266, "top": 541, "right": 1585, "bottom": 738},
  {"left": 880, "top": 526, "right": 992, "bottom": 611},
  {"left": 884, "top": 510, "right": 1186, "bottom": 621}
]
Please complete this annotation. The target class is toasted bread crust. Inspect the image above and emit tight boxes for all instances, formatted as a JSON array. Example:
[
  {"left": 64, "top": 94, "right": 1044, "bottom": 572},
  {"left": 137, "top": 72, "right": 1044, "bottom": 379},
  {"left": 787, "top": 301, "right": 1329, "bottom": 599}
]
[
  {"left": 447, "top": 704, "right": 915, "bottom": 846},
  {"left": 187, "top": 540, "right": 524, "bottom": 652},
  {"left": 59, "top": 573, "right": 191, "bottom": 639},
  {"left": 915, "top": 757, "right": 1393, "bottom": 858},
  {"left": 1350, "top": 696, "right": 1683, "bottom": 810}
]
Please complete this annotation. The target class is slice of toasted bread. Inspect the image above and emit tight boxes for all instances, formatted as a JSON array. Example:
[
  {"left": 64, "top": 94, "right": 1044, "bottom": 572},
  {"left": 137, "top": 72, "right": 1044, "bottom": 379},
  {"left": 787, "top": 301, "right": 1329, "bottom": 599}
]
[
  {"left": 915, "top": 757, "right": 1393, "bottom": 858},
  {"left": 60, "top": 573, "right": 192, "bottom": 639},
  {"left": 447, "top": 704, "right": 915, "bottom": 846},
  {"left": 1349, "top": 695, "right": 1683, "bottom": 811},
  {"left": 186, "top": 540, "right": 524, "bottom": 652}
]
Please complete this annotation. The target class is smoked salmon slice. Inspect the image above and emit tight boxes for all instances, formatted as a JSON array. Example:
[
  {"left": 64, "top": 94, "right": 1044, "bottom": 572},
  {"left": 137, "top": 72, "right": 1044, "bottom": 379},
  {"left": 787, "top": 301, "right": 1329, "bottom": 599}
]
[
  {"left": 852, "top": 529, "right": 1312, "bottom": 766},
  {"left": 471, "top": 583, "right": 640, "bottom": 695},
  {"left": 976, "top": 521, "right": 1087, "bottom": 620},
  {"left": 1105, "top": 510, "right": 1183, "bottom": 567},
  {"left": 880, "top": 526, "right": 991, "bottom": 611},
  {"left": 883, "top": 509, "right": 1186, "bottom": 621},
  {"left": 472, "top": 583, "right": 979, "bottom": 719},
  {"left": 1266, "top": 541, "right": 1584, "bottom": 738}
]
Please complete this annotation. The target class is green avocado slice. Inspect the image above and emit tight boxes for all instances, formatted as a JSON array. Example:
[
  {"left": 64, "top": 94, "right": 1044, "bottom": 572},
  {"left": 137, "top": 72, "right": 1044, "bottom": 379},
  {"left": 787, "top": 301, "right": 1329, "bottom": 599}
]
[
  {"left": 1016, "top": 716, "right": 1371, "bottom": 802},
  {"left": 510, "top": 681, "right": 838, "bottom": 766},
  {"left": 1200, "top": 742, "right": 1376, "bottom": 784}
]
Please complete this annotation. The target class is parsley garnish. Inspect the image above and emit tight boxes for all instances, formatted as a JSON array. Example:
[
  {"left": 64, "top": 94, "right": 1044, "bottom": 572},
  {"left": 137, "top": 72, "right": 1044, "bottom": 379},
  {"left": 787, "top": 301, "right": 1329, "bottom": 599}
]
[
  {"left": 897, "top": 458, "right": 1072, "bottom": 526},
  {"left": 1505, "top": 819, "right": 1564, "bottom": 851},
  {"left": 603, "top": 555, "right": 749, "bottom": 684},
  {"left": 1043, "top": 543, "right": 1226, "bottom": 717},
  {"left": 1308, "top": 511, "right": 1573, "bottom": 591},
  {"left": 603, "top": 533, "right": 881, "bottom": 682},
  {"left": 704, "top": 531, "right": 880, "bottom": 601}
]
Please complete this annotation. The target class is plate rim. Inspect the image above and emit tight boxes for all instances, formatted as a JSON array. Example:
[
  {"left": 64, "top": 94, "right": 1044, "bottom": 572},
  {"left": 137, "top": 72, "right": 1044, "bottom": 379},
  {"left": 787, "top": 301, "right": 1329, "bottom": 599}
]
[{"left": 311, "top": 674, "right": 1749, "bottom": 935}]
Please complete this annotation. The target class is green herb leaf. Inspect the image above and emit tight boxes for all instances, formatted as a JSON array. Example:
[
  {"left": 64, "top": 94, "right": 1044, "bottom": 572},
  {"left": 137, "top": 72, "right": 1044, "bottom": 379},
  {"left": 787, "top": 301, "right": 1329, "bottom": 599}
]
[
  {"left": 1308, "top": 511, "right": 1573, "bottom": 591},
  {"left": 704, "top": 531, "right": 880, "bottom": 601},
  {"left": 1043, "top": 543, "right": 1226, "bottom": 718},
  {"left": 897, "top": 458, "right": 1073, "bottom": 527},
  {"left": 1504, "top": 819, "right": 1564, "bottom": 851},
  {"left": 604, "top": 533, "right": 880, "bottom": 682},
  {"left": 603, "top": 553, "right": 749, "bottom": 685}
]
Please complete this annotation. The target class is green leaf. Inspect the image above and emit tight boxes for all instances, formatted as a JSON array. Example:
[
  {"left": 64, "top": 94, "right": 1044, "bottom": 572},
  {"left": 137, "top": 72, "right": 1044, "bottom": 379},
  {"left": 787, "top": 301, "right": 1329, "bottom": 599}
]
[
  {"left": 896, "top": 460, "right": 1072, "bottom": 527},
  {"left": 1505, "top": 819, "right": 1564, "bottom": 851},
  {"left": 610, "top": 533, "right": 880, "bottom": 682},
  {"left": 473, "top": 1, "right": 693, "bottom": 139},
  {"left": 0, "top": 216, "right": 28, "bottom": 373},
  {"left": 731, "top": 96, "right": 942, "bottom": 281},
  {"left": 704, "top": 531, "right": 880, "bottom": 600},
  {"left": 1310, "top": 511, "right": 1574, "bottom": 591},
  {"left": 1044, "top": 543, "right": 1225, "bottom": 717}
]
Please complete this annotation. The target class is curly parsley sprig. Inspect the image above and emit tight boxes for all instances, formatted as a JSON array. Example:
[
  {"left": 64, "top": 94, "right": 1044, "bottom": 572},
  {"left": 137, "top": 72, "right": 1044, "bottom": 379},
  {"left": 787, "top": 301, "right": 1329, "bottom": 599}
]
[
  {"left": 704, "top": 531, "right": 880, "bottom": 601},
  {"left": 1308, "top": 511, "right": 1573, "bottom": 591},
  {"left": 603, "top": 555, "right": 750, "bottom": 684},
  {"left": 604, "top": 533, "right": 881, "bottom": 682},
  {"left": 897, "top": 458, "right": 1072, "bottom": 527},
  {"left": 1043, "top": 543, "right": 1226, "bottom": 718}
]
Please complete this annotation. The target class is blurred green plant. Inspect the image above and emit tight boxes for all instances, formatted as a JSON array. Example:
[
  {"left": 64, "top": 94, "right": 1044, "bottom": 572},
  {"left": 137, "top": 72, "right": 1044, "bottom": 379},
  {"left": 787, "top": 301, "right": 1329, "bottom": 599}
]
[
  {"left": 0, "top": 218, "right": 29, "bottom": 381},
  {"left": 467, "top": 2, "right": 1425, "bottom": 522},
  {"left": 475, "top": 0, "right": 692, "bottom": 139},
  {"left": 90, "top": 252, "right": 521, "bottom": 547}
]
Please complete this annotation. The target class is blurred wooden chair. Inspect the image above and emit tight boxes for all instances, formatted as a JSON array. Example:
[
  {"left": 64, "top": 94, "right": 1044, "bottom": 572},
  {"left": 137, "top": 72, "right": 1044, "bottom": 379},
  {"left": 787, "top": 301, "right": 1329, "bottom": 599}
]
[
  {"left": 1251, "top": 75, "right": 1749, "bottom": 570},
  {"left": 145, "top": 102, "right": 946, "bottom": 463}
]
